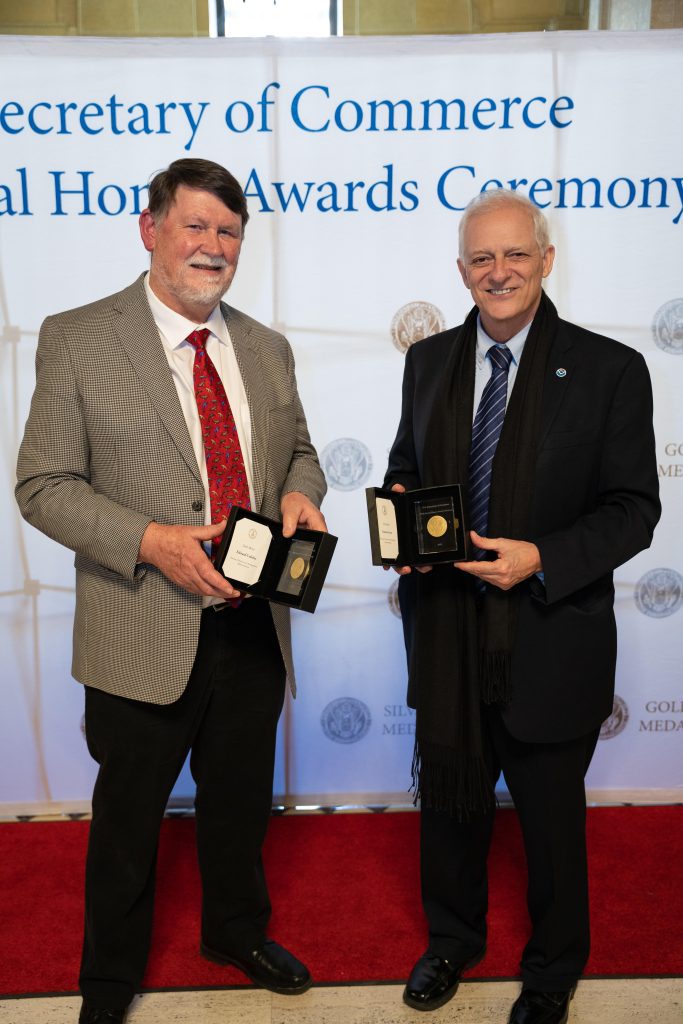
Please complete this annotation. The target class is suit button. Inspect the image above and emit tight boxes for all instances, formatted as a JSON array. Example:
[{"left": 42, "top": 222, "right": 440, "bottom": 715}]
[{"left": 192, "top": 500, "right": 203, "bottom": 512}]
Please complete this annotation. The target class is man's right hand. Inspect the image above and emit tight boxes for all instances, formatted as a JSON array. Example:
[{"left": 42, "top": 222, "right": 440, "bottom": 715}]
[{"left": 138, "top": 520, "right": 242, "bottom": 599}]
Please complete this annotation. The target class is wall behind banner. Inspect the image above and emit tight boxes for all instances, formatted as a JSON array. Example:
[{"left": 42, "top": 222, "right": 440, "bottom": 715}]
[
  {"left": 2, "top": 0, "right": 682, "bottom": 37},
  {"left": 1, "top": 31, "right": 681, "bottom": 814}
]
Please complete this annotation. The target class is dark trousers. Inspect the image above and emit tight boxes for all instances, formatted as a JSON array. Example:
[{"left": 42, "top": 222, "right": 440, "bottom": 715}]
[
  {"left": 421, "top": 706, "right": 600, "bottom": 991},
  {"left": 79, "top": 600, "right": 286, "bottom": 1009}
]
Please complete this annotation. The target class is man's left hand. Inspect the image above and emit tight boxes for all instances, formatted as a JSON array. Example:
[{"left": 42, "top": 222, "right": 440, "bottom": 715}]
[
  {"left": 455, "top": 531, "right": 542, "bottom": 591},
  {"left": 281, "top": 491, "right": 327, "bottom": 537}
]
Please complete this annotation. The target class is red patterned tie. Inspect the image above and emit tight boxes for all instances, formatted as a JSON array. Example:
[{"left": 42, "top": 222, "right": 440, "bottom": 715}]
[{"left": 186, "top": 328, "right": 250, "bottom": 553}]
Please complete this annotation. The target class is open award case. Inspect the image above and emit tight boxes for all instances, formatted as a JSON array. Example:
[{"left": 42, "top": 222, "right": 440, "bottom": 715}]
[
  {"left": 366, "top": 484, "right": 469, "bottom": 566},
  {"left": 214, "top": 507, "right": 337, "bottom": 612}
]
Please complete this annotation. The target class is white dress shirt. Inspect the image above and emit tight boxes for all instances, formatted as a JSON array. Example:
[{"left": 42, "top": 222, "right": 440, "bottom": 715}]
[
  {"left": 144, "top": 273, "right": 255, "bottom": 517},
  {"left": 144, "top": 275, "right": 256, "bottom": 607},
  {"left": 472, "top": 316, "right": 532, "bottom": 421}
]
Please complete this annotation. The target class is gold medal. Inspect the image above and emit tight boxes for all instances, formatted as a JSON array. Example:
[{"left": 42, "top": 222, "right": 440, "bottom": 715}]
[
  {"left": 289, "top": 556, "right": 308, "bottom": 580},
  {"left": 426, "top": 514, "right": 448, "bottom": 538}
]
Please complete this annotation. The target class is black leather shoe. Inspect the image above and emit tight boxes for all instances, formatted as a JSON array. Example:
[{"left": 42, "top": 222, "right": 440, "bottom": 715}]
[
  {"left": 508, "top": 986, "right": 576, "bottom": 1024},
  {"left": 403, "top": 947, "right": 485, "bottom": 1011},
  {"left": 200, "top": 937, "right": 312, "bottom": 994},
  {"left": 78, "top": 1004, "right": 127, "bottom": 1024}
]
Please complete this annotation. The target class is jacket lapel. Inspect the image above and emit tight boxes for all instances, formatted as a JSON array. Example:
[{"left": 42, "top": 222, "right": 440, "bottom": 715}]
[
  {"left": 222, "top": 304, "right": 269, "bottom": 513},
  {"left": 539, "top": 319, "right": 576, "bottom": 446},
  {"left": 113, "top": 276, "right": 202, "bottom": 483}
]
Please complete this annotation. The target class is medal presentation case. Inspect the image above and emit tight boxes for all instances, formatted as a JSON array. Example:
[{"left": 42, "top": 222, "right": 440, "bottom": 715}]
[
  {"left": 366, "top": 484, "right": 469, "bottom": 567},
  {"left": 215, "top": 506, "right": 337, "bottom": 612}
]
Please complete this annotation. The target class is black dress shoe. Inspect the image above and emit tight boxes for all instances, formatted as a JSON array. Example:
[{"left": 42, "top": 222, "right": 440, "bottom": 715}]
[
  {"left": 200, "top": 937, "right": 312, "bottom": 994},
  {"left": 403, "top": 947, "right": 485, "bottom": 1011},
  {"left": 508, "top": 987, "right": 576, "bottom": 1024},
  {"left": 78, "top": 1004, "right": 127, "bottom": 1024}
]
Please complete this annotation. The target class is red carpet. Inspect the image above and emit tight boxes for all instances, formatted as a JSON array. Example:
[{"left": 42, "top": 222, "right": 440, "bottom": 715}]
[{"left": 1, "top": 807, "right": 681, "bottom": 996}]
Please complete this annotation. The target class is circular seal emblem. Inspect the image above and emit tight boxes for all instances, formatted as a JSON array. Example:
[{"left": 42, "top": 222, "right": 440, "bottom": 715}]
[
  {"left": 652, "top": 298, "right": 683, "bottom": 355},
  {"left": 634, "top": 568, "right": 683, "bottom": 618},
  {"left": 321, "top": 697, "right": 371, "bottom": 744},
  {"left": 599, "top": 695, "right": 629, "bottom": 740},
  {"left": 320, "top": 437, "right": 372, "bottom": 492},
  {"left": 388, "top": 578, "right": 402, "bottom": 618},
  {"left": 390, "top": 301, "right": 446, "bottom": 354}
]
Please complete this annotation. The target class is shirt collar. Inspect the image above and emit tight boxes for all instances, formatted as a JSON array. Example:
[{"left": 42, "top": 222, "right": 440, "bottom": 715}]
[
  {"left": 144, "top": 272, "right": 228, "bottom": 349},
  {"left": 476, "top": 315, "right": 532, "bottom": 367}
]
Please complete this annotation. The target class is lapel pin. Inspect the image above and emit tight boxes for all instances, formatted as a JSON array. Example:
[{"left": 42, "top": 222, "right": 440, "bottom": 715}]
[{"left": 555, "top": 367, "right": 567, "bottom": 378}]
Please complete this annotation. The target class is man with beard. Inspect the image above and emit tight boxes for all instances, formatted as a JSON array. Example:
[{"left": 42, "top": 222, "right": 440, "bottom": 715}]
[
  {"left": 16, "top": 158, "right": 327, "bottom": 1024},
  {"left": 385, "top": 189, "right": 659, "bottom": 1024}
]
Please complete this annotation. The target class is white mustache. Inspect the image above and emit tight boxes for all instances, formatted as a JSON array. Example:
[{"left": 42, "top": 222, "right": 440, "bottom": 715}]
[{"left": 188, "top": 257, "right": 229, "bottom": 269}]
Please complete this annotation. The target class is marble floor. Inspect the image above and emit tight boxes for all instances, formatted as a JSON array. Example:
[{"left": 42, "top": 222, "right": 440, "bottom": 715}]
[{"left": 0, "top": 979, "right": 681, "bottom": 1024}]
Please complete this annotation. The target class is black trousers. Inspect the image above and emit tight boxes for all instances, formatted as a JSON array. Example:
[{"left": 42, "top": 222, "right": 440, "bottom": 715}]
[
  {"left": 421, "top": 706, "right": 600, "bottom": 991},
  {"left": 79, "top": 600, "right": 286, "bottom": 1009}
]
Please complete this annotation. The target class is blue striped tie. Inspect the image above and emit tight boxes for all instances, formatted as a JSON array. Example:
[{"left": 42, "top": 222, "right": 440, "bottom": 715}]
[{"left": 468, "top": 344, "right": 513, "bottom": 558}]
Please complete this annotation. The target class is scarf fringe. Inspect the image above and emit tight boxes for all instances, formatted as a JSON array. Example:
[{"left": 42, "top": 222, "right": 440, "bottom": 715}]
[
  {"left": 480, "top": 650, "right": 513, "bottom": 705},
  {"left": 411, "top": 740, "right": 494, "bottom": 820}
]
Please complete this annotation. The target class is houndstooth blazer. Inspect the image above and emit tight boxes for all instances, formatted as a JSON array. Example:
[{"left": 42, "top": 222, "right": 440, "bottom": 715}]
[{"left": 16, "top": 274, "right": 326, "bottom": 704}]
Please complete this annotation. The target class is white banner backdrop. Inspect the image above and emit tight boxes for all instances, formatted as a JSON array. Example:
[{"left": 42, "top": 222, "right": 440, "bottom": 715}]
[{"left": 1, "top": 30, "right": 681, "bottom": 812}]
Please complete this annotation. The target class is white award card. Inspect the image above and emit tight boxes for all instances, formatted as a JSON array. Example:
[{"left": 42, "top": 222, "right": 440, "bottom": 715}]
[
  {"left": 376, "top": 499, "right": 399, "bottom": 560},
  {"left": 222, "top": 518, "right": 272, "bottom": 586}
]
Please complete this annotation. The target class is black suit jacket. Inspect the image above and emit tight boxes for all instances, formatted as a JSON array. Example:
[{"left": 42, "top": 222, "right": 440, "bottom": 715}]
[{"left": 386, "top": 315, "right": 660, "bottom": 743}]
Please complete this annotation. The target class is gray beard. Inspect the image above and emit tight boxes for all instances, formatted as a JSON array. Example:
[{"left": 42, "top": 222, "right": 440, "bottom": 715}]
[{"left": 154, "top": 261, "right": 233, "bottom": 314}]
